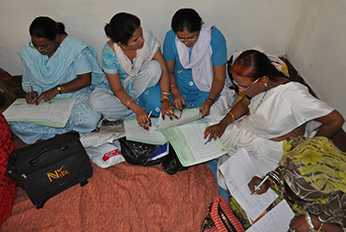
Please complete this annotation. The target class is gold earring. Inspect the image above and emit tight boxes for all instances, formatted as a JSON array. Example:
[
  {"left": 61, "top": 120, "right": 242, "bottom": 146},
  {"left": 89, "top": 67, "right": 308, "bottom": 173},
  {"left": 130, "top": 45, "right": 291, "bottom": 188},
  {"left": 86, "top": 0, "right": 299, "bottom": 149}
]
[{"left": 264, "top": 82, "right": 269, "bottom": 88}]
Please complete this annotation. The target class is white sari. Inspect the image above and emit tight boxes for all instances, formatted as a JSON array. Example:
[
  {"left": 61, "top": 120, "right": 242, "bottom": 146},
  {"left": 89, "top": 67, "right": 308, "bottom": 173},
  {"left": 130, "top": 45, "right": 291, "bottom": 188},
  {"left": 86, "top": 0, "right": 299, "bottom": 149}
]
[{"left": 218, "top": 82, "right": 334, "bottom": 187}]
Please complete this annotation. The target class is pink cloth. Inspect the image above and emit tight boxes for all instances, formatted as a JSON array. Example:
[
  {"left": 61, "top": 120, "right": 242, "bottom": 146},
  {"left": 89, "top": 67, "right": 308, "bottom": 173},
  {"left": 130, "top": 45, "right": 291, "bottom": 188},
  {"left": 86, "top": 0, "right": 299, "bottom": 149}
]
[{"left": 1, "top": 163, "right": 217, "bottom": 231}]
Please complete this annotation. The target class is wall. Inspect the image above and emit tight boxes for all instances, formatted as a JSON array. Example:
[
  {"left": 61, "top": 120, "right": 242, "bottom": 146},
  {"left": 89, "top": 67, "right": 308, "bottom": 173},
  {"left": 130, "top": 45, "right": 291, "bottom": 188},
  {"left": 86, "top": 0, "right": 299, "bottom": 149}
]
[
  {"left": 0, "top": 0, "right": 302, "bottom": 75},
  {"left": 287, "top": 0, "right": 346, "bottom": 129}
]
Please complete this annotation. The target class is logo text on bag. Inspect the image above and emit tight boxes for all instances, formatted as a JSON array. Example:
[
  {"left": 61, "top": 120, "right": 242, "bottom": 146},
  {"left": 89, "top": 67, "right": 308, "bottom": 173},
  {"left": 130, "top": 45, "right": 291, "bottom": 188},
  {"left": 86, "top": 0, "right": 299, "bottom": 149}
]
[{"left": 47, "top": 166, "right": 69, "bottom": 183}]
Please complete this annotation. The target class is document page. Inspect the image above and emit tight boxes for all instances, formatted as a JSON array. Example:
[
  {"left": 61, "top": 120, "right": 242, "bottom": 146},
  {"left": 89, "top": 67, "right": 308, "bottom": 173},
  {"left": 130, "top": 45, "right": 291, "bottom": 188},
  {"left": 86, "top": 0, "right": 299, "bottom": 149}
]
[
  {"left": 162, "top": 121, "right": 227, "bottom": 166},
  {"left": 219, "top": 149, "right": 278, "bottom": 221},
  {"left": 158, "top": 108, "right": 201, "bottom": 129},
  {"left": 3, "top": 98, "right": 75, "bottom": 128},
  {"left": 246, "top": 200, "right": 295, "bottom": 232},
  {"left": 124, "top": 117, "right": 167, "bottom": 145}
]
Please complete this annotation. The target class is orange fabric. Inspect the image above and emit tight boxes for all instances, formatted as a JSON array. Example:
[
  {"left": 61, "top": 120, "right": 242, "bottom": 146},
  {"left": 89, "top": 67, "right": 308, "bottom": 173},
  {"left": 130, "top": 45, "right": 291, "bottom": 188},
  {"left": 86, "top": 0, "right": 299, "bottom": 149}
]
[{"left": 1, "top": 163, "right": 217, "bottom": 231}]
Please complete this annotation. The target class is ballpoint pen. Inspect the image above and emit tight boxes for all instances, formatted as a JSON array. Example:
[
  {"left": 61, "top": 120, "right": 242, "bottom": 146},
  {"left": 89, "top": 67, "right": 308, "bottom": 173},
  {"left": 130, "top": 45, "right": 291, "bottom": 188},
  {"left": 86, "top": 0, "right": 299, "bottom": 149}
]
[
  {"left": 252, "top": 175, "right": 270, "bottom": 194},
  {"left": 204, "top": 137, "right": 212, "bottom": 145}
]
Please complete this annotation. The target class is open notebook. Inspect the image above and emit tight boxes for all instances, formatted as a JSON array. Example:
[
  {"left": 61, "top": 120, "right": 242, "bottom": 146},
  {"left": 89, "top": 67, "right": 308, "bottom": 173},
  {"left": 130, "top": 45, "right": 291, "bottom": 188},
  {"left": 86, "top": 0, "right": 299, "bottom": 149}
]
[
  {"left": 161, "top": 120, "right": 227, "bottom": 166},
  {"left": 3, "top": 98, "right": 75, "bottom": 128},
  {"left": 219, "top": 149, "right": 294, "bottom": 231},
  {"left": 123, "top": 117, "right": 167, "bottom": 145},
  {"left": 158, "top": 108, "right": 201, "bottom": 129}
]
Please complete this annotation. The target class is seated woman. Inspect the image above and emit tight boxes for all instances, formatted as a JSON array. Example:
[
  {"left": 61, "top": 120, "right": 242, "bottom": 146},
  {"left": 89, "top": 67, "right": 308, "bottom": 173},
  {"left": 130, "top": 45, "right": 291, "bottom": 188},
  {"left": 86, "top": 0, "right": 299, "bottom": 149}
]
[
  {"left": 89, "top": 12, "right": 174, "bottom": 129},
  {"left": 163, "top": 8, "right": 234, "bottom": 119},
  {"left": 204, "top": 49, "right": 344, "bottom": 193},
  {"left": 10, "top": 16, "right": 103, "bottom": 144},
  {"left": 248, "top": 137, "right": 345, "bottom": 232}
]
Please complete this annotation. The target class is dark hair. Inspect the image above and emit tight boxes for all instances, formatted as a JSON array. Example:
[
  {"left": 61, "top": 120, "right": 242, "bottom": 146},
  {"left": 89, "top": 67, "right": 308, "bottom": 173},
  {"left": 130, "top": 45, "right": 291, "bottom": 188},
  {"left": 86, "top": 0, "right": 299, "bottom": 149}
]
[
  {"left": 29, "top": 16, "right": 66, "bottom": 41},
  {"left": 171, "top": 8, "right": 202, "bottom": 33},
  {"left": 232, "top": 50, "right": 286, "bottom": 80},
  {"left": 105, "top": 12, "right": 141, "bottom": 44}
]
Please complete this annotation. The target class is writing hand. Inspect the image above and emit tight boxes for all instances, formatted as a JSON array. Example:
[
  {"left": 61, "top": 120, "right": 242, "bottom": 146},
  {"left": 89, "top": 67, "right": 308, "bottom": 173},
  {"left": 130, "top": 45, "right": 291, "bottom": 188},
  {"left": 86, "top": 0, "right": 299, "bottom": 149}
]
[
  {"left": 25, "top": 91, "right": 39, "bottom": 105},
  {"left": 37, "top": 88, "right": 58, "bottom": 103}
]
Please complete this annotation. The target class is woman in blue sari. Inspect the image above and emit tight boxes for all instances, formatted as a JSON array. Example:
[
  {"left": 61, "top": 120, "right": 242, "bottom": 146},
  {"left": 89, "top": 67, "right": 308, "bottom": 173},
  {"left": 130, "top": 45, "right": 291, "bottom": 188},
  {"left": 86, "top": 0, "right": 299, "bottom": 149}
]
[
  {"left": 89, "top": 12, "right": 175, "bottom": 129},
  {"left": 10, "top": 16, "right": 102, "bottom": 144}
]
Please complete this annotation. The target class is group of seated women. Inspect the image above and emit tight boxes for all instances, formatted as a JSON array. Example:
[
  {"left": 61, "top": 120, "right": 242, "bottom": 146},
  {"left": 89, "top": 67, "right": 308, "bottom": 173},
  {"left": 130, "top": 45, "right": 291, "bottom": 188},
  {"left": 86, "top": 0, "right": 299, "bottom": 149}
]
[{"left": 9, "top": 8, "right": 345, "bottom": 232}]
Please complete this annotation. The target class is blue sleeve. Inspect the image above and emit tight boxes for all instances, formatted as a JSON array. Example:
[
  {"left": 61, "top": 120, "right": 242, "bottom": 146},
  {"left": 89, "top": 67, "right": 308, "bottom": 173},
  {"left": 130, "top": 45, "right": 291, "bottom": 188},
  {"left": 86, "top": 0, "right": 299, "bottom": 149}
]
[
  {"left": 210, "top": 27, "right": 227, "bottom": 66},
  {"left": 74, "top": 49, "right": 93, "bottom": 75},
  {"left": 101, "top": 44, "right": 118, "bottom": 74},
  {"left": 163, "top": 30, "right": 177, "bottom": 61}
]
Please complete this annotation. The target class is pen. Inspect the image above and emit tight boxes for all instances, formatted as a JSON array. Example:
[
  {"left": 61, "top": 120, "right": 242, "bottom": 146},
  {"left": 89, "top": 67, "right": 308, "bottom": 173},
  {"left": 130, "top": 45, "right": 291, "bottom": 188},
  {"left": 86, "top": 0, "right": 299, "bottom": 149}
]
[
  {"left": 204, "top": 137, "right": 212, "bottom": 145},
  {"left": 148, "top": 110, "right": 153, "bottom": 118},
  {"left": 252, "top": 175, "right": 270, "bottom": 194},
  {"left": 30, "top": 85, "right": 38, "bottom": 105}
]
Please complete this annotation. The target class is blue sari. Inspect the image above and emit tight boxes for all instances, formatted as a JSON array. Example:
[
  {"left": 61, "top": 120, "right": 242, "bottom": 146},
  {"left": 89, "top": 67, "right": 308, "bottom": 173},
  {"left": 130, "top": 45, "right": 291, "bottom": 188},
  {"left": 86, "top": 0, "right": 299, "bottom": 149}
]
[{"left": 11, "top": 36, "right": 103, "bottom": 144}]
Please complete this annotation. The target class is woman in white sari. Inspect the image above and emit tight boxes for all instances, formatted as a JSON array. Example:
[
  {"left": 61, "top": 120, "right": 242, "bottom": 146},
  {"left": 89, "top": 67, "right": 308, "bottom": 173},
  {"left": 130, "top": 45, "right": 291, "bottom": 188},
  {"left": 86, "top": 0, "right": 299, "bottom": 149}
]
[
  {"left": 89, "top": 13, "right": 174, "bottom": 129},
  {"left": 204, "top": 49, "right": 344, "bottom": 189}
]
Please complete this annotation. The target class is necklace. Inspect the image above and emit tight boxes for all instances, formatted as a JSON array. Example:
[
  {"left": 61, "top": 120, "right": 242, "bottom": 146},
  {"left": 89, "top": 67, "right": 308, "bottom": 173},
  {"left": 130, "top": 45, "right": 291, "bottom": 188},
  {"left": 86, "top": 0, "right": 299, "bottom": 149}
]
[{"left": 253, "top": 91, "right": 267, "bottom": 113}]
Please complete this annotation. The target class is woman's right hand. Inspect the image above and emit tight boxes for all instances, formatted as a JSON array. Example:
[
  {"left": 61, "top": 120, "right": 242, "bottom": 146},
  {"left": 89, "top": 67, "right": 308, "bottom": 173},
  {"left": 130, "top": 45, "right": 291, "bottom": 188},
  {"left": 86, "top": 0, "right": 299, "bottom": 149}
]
[
  {"left": 25, "top": 91, "right": 38, "bottom": 104},
  {"left": 204, "top": 122, "right": 227, "bottom": 140},
  {"left": 134, "top": 107, "right": 151, "bottom": 130},
  {"left": 171, "top": 87, "right": 185, "bottom": 111},
  {"left": 248, "top": 176, "right": 270, "bottom": 194}
]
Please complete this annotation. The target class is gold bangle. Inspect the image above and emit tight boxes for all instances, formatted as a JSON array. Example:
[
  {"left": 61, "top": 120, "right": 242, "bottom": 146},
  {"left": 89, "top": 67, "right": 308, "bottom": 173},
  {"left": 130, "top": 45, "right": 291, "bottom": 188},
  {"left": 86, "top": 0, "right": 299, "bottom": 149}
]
[
  {"left": 229, "top": 111, "right": 236, "bottom": 122},
  {"left": 161, "top": 95, "right": 169, "bottom": 102},
  {"left": 207, "top": 97, "right": 215, "bottom": 104},
  {"left": 125, "top": 99, "right": 134, "bottom": 108}
]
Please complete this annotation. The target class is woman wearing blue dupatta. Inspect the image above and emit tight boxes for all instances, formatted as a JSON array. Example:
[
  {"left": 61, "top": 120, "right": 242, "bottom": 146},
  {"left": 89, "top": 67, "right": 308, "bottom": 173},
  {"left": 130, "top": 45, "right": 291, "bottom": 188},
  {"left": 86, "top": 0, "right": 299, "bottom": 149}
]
[{"left": 10, "top": 16, "right": 102, "bottom": 144}]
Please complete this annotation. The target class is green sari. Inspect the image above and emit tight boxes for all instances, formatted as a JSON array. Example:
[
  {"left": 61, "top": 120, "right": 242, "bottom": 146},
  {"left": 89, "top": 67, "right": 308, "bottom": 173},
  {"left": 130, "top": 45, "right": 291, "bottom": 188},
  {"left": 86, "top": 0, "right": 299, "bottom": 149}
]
[
  {"left": 275, "top": 136, "right": 346, "bottom": 228},
  {"left": 229, "top": 137, "right": 346, "bottom": 229}
]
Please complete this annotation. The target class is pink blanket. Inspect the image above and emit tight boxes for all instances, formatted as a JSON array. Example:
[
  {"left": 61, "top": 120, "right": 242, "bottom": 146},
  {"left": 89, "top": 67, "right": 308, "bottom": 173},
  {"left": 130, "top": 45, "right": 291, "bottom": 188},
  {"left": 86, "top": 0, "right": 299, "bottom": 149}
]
[{"left": 1, "top": 163, "right": 217, "bottom": 231}]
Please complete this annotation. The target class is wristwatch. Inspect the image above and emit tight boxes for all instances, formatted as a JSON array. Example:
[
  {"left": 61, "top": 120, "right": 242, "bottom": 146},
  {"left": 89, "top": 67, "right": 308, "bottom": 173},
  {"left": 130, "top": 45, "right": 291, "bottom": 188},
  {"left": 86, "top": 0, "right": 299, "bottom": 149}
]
[{"left": 57, "top": 86, "right": 63, "bottom": 94}]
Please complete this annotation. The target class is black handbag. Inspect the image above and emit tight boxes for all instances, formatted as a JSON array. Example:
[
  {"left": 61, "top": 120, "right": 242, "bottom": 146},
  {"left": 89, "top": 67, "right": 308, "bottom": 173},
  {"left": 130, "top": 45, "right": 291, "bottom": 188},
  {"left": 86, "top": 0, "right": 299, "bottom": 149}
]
[
  {"left": 7, "top": 132, "right": 92, "bottom": 208},
  {"left": 119, "top": 138, "right": 159, "bottom": 166},
  {"left": 119, "top": 138, "right": 187, "bottom": 174}
]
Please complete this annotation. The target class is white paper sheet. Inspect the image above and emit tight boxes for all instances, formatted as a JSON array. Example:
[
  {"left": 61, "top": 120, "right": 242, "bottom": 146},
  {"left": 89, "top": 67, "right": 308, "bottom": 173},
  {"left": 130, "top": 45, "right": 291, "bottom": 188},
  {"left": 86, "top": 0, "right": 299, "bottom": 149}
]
[
  {"left": 161, "top": 121, "right": 227, "bottom": 166},
  {"left": 246, "top": 200, "right": 295, "bottom": 232},
  {"left": 158, "top": 107, "right": 201, "bottom": 129},
  {"left": 124, "top": 117, "right": 167, "bottom": 145},
  {"left": 3, "top": 98, "right": 75, "bottom": 128},
  {"left": 219, "top": 149, "right": 278, "bottom": 221}
]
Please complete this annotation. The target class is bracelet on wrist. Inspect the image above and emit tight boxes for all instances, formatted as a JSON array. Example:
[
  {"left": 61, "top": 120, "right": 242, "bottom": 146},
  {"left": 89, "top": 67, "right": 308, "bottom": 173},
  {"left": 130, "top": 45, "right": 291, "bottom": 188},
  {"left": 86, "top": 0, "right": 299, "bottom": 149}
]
[
  {"left": 229, "top": 111, "right": 236, "bottom": 122},
  {"left": 161, "top": 95, "right": 169, "bottom": 103},
  {"left": 162, "top": 91, "right": 170, "bottom": 96},
  {"left": 125, "top": 99, "right": 135, "bottom": 108},
  {"left": 305, "top": 213, "right": 316, "bottom": 232}
]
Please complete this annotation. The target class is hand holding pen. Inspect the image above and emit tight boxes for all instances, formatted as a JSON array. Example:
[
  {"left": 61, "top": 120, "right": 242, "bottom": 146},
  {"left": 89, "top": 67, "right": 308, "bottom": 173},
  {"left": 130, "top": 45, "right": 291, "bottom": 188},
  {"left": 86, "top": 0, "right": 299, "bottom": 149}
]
[
  {"left": 25, "top": 86, "right": 38, "bottom": 105},
  {"left": 248, "top": 175, "right": 270, "bottom": 195}
]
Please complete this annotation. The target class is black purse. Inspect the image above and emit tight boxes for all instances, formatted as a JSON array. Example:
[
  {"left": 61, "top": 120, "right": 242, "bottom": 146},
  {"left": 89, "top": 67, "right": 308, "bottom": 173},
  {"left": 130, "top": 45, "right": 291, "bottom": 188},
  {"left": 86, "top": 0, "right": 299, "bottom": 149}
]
[
  {"left": 119, "top": 138, "right": 159, "bottom": 166},
  {"left": 119, "top": 138, "right": 187, "bottom": 174}
]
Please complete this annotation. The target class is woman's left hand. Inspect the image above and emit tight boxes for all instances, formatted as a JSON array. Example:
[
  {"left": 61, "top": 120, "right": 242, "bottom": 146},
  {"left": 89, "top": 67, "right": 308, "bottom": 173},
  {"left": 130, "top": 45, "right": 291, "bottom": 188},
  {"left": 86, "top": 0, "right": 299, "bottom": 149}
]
[
  {"left": 200, "top": 100, "right": 212, "bottom": 117},
  {"left": 289, "top": 215, "right": 343, "bottom": 232},
  {"left": 161, "top": 99, "right": 177, "bottom": 120},
  {"left": 37, "top": 88, "right": 58, "bottom": 103}
]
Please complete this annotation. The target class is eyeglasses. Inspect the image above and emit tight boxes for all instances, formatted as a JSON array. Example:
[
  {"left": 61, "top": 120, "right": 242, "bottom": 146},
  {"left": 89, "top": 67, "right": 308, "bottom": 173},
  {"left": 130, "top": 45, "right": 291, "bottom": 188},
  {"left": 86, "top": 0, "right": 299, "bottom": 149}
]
[{"left": 233, "top": 77, "right": 262, "bottom": 92}]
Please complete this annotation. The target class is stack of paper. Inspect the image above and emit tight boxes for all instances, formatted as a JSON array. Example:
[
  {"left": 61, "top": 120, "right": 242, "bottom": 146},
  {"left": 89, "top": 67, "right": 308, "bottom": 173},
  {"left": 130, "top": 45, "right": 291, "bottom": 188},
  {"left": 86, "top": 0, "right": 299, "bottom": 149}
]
[
  {"left": 3, "top": 98, "right": 75, "bottom": 128},
  {"left": 161, "top": 121, "right": 227, "bottom": 166},
  {"left": 219, "top": 149, "right": 295, "bottom": 231}
]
